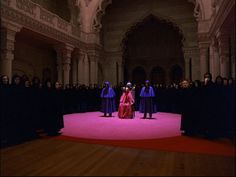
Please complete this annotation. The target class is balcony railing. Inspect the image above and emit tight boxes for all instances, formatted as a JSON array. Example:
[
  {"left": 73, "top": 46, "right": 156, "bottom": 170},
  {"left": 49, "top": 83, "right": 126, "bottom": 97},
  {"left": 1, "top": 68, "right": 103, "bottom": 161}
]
[{"left": 1, "top": 0, "right": 100, "bottom": 44}]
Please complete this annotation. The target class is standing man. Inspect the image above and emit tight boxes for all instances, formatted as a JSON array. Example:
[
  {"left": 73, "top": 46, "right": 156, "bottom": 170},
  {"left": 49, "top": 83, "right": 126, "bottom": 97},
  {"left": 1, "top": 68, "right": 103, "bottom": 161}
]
[
  {"left": 100, "top": 82, "right": 116, "bottom": 117},
  {"left": 139, "top": 80, "right": 156, "bottom": 119}
]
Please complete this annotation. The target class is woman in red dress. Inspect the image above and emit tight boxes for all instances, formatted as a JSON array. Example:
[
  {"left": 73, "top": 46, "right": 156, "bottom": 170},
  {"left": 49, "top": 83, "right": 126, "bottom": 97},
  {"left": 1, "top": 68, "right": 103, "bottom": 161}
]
[{"left": 118, "top": 87, "right": 135, "bottom": 119}]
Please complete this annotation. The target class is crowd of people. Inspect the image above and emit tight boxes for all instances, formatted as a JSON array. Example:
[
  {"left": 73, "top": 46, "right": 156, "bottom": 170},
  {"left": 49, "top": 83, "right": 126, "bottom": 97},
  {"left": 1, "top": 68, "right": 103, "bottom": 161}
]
[{"left": 0, "top": 72, "right": 235, "bottom": 147}]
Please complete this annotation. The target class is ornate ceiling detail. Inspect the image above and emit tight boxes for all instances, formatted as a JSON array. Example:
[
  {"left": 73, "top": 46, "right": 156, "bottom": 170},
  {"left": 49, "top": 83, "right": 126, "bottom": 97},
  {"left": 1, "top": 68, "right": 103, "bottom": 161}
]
[{"left": 92, "top": 0, "right": 112, "bottom": 32}]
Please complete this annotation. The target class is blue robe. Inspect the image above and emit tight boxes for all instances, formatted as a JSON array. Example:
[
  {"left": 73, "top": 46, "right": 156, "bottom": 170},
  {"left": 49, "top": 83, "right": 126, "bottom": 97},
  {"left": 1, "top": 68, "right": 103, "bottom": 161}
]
[
  {"left": 100, "top": 85, "right": 116, "bottom": 114},
  {"left": 139, "top": 86, "right": 157, "bottom": 113}
]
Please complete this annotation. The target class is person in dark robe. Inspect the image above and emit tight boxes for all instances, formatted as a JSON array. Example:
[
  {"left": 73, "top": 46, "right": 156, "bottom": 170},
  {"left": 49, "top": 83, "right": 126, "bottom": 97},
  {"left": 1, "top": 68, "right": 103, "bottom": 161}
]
[
  {"left": 202, "top": 72, "right": 216, "bottom": 138},
  {"left": 179, "top": 79, "right": 195, "bottom": 136},
  {"left": 100, "top": 81, "right": 116, "bottom": 117},
  {"left": 139, "top": 80, "right": 156, "bottom": 119},
  {"left": 21, "top": 78, "right": 39, "bottom": 141},
  {"left": 31, "top": 77, "right": 43, "bottom": 130},
  {"left": 0, "top": 75, "right": 12, "bottom": 147}
]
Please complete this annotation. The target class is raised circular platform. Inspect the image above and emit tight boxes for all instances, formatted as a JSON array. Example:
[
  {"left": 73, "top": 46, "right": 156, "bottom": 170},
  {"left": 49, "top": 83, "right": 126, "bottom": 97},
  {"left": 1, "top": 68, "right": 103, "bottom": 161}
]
[{"left": 61, "top": 111, "right": 181, "bottom": 140}]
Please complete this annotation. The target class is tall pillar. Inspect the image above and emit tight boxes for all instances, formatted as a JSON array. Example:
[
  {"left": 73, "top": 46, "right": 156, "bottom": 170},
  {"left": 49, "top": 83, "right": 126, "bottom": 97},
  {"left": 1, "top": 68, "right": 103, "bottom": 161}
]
[
  {"left": 209, "top": 43, "right": 214, "bottom": 78},
  {"left": 217, "top": 30, "right": 230, "bottom": 78},
  {"left": 230, "top": 34, "right": 235, "bottom": 78},
  {"left": 0, "top": 22, "right": 22, "bottom": 82},
  {"left": 71, "top": 55, "right": 78, "bottom": 85},
  {"left": 77, "top": 52, "right": 84, "bottom": 85},
  {"left": 84, "top": 53, "right": 89, "bottom": 86},
  {"left": 183, "top": 47, "right": 200, "bottom": 81},
  {"left": 54, "top": 46, "right": 63, "bottom": 84},
  {"left": 62, "top": 44, "right": 74, "bottom": 86},
  {"left": 210, "top": 38, "right": 220, "bottom": 80},
  {"left": 213, "top": 46, "right": 220, "bottom": 78},
  {"left": 184, "top": 53, "right": 190, "bottom": 80},
  {"left": 89, "top": 55, "right": 98, "bottom": 85},
  {"left": 88, "top": 51, "right": 99, "bottom": 85},
  {"left": 199, "top": 43, "right": 210, "bottom": 79}
]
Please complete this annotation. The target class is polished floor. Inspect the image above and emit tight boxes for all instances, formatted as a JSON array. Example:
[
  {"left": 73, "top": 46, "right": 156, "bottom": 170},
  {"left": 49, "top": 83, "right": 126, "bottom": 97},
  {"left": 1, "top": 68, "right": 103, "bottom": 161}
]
[{"left": 1, "top": 137, "right": 235, "bottom": 176}]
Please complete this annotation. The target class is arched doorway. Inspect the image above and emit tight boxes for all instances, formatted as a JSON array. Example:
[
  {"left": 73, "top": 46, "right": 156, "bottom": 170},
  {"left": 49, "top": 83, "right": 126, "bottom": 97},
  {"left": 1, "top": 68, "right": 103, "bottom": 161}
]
[
  {"left": 100, "top": 0, "right": 196, "bottom": 84},
  {"left": 121, "top": 14, "right": 184, "bottom": 84},
  {"left": 150, "top": 66, "right": 165, "bottom": 84},
  {"left": 132, "top": 66, "right": 146, "bottom": 85}
]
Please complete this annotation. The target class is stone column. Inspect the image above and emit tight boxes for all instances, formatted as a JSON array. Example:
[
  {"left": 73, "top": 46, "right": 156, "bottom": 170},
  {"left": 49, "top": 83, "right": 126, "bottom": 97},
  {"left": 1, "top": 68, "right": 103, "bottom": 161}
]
[
  {"left": 217, "top": 30, "right": 230, "bottom": 78},
  {"left": 183, "top": 52, "right": 190, "bottom": 80},
  {"left": 183, "top": 47, "right": 200, "bottom": 81},
  {"left": 62, "top": 44, "right": 74, "bottom": 86},
  {"left": 84, "top": 53, "right": 89, "bottom": 86},
  {"left": 0, "top": 22, "right": 22, "bottom": 82},
  {"left": 89, "top": 55, "right": 98, "bottom": 85},
  {"left": 71, "top": 54, "right": 78, "bottom": 85},
  {"left": 54, "top": 46, "right": 63, "bottom": 84},
  {"left": 210, "top": 38, "right": 220, "bottom": 80},
  {"left": 77, "top": 52, "right": 84, "bottom": 85},
  {"left": 209, "top": 43, "right": 214, "bottom": 78},
  {"left": 199, "top": 43, "right": 210, "bottom": 79},
  {"left": 230, "top": 34, "right": 235, "bottom": 78}
]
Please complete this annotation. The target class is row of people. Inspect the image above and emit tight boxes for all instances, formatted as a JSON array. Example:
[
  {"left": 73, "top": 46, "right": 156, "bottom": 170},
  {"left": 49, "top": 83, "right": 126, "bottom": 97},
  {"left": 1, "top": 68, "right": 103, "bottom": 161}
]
[
  {"left": 101, "top": 80, "right": 156, "bottom": 119},
  {"left": 0, "top": 73, "right": 235, "bottom": 147}
]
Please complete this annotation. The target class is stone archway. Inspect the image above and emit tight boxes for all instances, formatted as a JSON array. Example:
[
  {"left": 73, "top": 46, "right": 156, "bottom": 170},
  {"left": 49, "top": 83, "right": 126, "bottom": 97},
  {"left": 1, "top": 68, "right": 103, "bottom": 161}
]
[
  {"left": 100, "top": 0, "right": 197, "bottom": 84},
  {"left": 121, "top": 14, "right": 185, "bottom": 85}
]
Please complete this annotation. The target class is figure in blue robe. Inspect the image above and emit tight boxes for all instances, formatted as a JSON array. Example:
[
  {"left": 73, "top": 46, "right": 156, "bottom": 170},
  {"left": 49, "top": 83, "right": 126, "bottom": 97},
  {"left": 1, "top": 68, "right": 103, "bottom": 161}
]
[
  {"left": 100, "top": 82, "right": 116, "bottom": 117},
  {"left": 139, "top": 80, "right": 157, "bottom": 118}
]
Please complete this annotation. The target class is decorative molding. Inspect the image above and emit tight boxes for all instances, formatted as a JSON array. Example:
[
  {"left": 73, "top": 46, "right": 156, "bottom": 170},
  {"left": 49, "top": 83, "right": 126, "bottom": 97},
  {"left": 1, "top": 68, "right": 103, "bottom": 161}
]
[
  {"left": 1, "top": 3, "right": 100, "bottom": 49},
  {"left": 209, "top": 0, "right": 235, "bottom": 38},
  {"left": 92, "top": 0, "right": 112, "bottom": 32},
  {"left": 1, "top": 22, "right": 22, "bottom": 55},
  {"left": 183, "top": 47, "right": 199, "bottom": 55},
  {"left": 16, "top": 0, "right": 37, "bottom": 17},
  {"left": 40, "top": 8, "right": 55, "bottom": 26}
]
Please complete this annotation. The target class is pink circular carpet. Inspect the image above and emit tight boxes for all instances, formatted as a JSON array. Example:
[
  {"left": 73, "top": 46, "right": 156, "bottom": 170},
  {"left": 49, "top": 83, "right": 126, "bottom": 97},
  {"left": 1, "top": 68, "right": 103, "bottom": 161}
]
[{"left": 61, "top": 112, "right": 181, "bottom": 140}]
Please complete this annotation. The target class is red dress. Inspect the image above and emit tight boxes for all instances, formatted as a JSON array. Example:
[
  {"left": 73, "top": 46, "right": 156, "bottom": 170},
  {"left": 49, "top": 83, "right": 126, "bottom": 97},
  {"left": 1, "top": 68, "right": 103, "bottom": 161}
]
[{"left": 118, "top": 91, "right": 134, "bottom": 118}]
